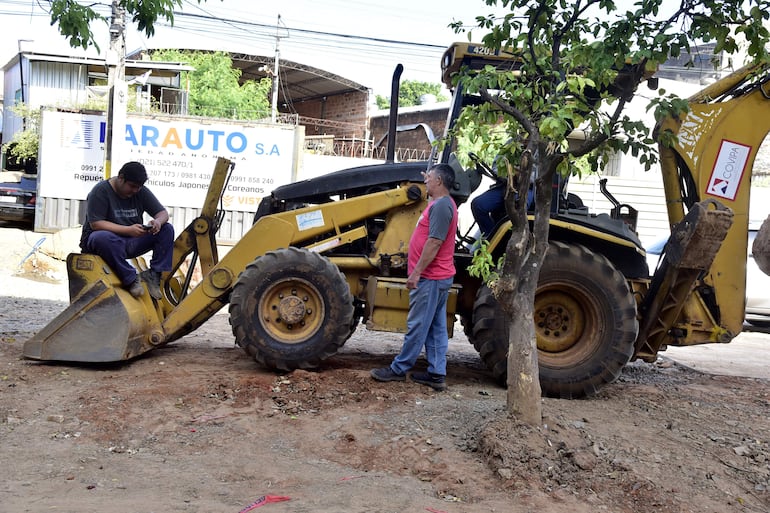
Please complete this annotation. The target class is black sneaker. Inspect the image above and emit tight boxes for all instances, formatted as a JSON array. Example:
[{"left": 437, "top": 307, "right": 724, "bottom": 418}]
[
  {"left": 140, "top": 269, "right": 162, "bottom": 299},
  {"left": 370, "top": 367, "right": 406, "bottom": 382},
  {"left": 126, "top": 276, "right": 144, "bottom": 298},
  {"left": 410, "top": 371, "right": 447, "bottom": 391}
]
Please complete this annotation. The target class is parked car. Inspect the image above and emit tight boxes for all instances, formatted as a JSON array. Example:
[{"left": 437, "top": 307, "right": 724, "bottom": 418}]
[
  {"left": 746, "top": 227, "right": 770, "bottom": 327},
  {"left": 0, "top": 174, "right": 36, "bottom": 224},
  {"left": 645, "top": 226, "right": 770, "bottom": 327}
]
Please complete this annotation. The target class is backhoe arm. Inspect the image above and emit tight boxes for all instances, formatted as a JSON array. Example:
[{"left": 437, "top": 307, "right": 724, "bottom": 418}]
[
  {"left": 643, "top": 62, "right": 770, "bottom": 352},
  {"left": 161, "top": 158, "right": 233, "bottom": 313},
  {"left": 159, "top": 183, "right": 424, "bottom": 343}
]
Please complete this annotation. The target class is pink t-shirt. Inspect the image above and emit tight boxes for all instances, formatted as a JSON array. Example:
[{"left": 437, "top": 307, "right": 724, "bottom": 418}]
[{"left": 408, "top": 195, "right": 458, "bottom": 280}]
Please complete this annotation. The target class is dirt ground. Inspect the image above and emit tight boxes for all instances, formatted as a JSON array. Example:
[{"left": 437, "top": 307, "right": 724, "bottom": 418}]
[{"left": 1, "top": 223, "right": 770, "bottom": 513}]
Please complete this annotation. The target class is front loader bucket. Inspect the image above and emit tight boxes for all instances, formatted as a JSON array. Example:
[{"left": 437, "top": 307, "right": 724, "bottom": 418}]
[
  {"left": 23, "top": 261, "right": 165, "bottom": 363},
  {"left": 23, "top": 158, "right": 237, "bottom": 364}
]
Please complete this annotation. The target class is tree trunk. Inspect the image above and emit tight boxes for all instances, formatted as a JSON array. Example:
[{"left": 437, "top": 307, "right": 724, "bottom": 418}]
[
  {"left": 505, "top": 284, "right": 541, "bottom": 423},
  {"left": 493, "top": 143, "right": 560, "bottom": 425},
  {"left": 498, "top": 231, "right": 545, "bottom": 423}
]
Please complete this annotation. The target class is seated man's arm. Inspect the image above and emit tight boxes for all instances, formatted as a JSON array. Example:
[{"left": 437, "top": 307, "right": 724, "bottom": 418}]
[
  {"left": 90, "top": 219, "right": 146, "bottom": 237},
  {"left": 144, "top": 209, "right": 169, "bottom": 235}
]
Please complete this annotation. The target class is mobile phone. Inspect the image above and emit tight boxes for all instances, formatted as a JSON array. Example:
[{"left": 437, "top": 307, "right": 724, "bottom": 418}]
[{"left": 142, "top": 224, "right": 153, "bottom": 231}]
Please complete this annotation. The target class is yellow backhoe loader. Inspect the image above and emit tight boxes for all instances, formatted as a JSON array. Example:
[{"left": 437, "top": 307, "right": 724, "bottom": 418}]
[{"left": 23, "top": 43, "right": 770, "bottom": 398}]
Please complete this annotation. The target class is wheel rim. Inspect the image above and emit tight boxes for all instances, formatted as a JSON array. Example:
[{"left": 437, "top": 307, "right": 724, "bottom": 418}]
[
  {"left": 258, "top": 277, "right": 325, "bottom": 344},
  {"left": 535, "top": 285, "right": 599, "bottom": 363}
]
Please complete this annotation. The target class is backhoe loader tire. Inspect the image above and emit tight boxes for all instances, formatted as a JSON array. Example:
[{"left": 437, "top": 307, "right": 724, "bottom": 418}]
[
  {"left": 470, "top": 241, "right": 638, "bottom": 399},
  {"left": 469, "top": 286, "right": 509, "bottom": 383},
  {"left": 229, "top": 247, "right": 354, "bottom": 371}
]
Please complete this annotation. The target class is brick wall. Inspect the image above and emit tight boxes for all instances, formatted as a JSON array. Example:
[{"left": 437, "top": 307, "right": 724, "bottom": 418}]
[{"left": 291, "top": 91, "right": 370, "bottom": 139}]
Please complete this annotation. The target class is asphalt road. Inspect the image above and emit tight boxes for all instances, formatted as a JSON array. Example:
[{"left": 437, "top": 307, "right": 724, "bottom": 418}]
[{"left": 662, "top": 325, "right": 770, "bottom": 379}]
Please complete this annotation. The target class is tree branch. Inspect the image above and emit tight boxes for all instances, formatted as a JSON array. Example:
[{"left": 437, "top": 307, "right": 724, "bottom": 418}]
[
  {"left": 479, "top": 87, "right": 536, "bottom": 137},
  {"left": 529, "top": 2, "right": 546, "bottom": 76}
]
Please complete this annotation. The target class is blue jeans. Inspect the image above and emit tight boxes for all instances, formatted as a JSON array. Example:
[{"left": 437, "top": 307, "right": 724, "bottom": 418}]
[
  {"left": 471, "top": 185, "right": 505, "bottom": 238},
  {"left": 471, "top": 183, "right": 536, "bottom": 238},
  {"left": 84, "top": 223, "right": 174, "bottom": 286},
  {"left": 390, "top": 276, "right": 454, "bottom": 376}
]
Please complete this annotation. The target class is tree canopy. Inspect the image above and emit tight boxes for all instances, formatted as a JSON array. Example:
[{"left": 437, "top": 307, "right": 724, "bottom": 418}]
[
  {"left": 44, "top": 0, "right": 208, "bottom": 51},
  {"left": 375, "top": 80, "right": 449, "bottom": 109},
  {"left": 454, "top": 0, "right": 769, "bottom": 178},
  {"left": 151, "top": 50, "right": 272, "bottom": 120}
]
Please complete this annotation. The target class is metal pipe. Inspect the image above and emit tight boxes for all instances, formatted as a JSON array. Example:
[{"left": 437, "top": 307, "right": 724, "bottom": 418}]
[{"left": 386, "top": 64, "right": 403, "bottom": 163}]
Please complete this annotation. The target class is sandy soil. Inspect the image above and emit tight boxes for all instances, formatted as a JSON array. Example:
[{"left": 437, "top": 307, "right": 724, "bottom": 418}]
[{"left": 1, "top": 223, "right": 769, "bottom": 513}]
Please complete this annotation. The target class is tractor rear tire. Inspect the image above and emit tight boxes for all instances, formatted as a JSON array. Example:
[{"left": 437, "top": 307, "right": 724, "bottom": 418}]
[
  {"left": 470, "top": 241, "right": 638, "bottom": 398},
  {"left": 468, "top": 287, "right": 508, "bottom": 382},
  {"left": 229, "top": 247, "right": 354, "bottom": 371}
]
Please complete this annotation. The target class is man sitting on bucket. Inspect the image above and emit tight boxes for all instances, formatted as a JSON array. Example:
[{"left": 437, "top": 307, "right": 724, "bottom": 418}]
[{"left": 79, "top": 161, "right": 173, "bottom": 299}]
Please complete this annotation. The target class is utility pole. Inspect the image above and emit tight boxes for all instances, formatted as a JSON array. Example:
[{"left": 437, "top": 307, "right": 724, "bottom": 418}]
[
  {"left": 17, "top": 39, "right": 32, "bottom": 131},
  {"left": 270, "top": 15, "right": 282, "bottom": 123},
  {"left": 104, "top": 0, "right": 126, "bottom": 178}
]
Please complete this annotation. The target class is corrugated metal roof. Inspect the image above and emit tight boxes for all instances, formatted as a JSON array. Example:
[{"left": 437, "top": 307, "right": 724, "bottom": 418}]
[
  {"left": 126, "top": 49, "right": 369, "bottom": 104},
  {"left": 230, "top": 53, "right": 369, "bottom": 103},
  {"left": 3, "top": 51, "right": 194, "bottom": 80}
]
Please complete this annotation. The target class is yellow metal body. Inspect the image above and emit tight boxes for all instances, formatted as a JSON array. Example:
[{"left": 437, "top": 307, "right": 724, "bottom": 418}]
[
  {"left": 441, "top": 42, "right": 522, "bottom": 85},
  {"left": 160, "top": 184, "right": 426, "bottom": 344},
  {"left": 476, "top": 63, "right": 770, "bottom": 356},
  {"left": 24, "top": 158, "right": 428, "bottom": 362},
  {"left": 23, "top": 60, "right": 770, "bottom": 368},
  {"left": 363, "top": 276, "right": 460, "bottom": 335},
  {"left": 23, "top": 157, "right": 235, "bottom": 361},
  {"left": 23, "top": 253, "right": 165, "bottom": 362},
  {"left": 485, "top": 216, "right": 646, "bottom": 257},
  {"left": 478, "top": 63, "right": 770, "bottom": 356},
  {"left": 653, "top": 63, "right": 770, "bottom": 349}
]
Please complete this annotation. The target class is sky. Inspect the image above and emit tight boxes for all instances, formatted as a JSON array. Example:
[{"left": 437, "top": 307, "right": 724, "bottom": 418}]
[{"left": 0, "top": 0, "right": 511, "bottom": 97}]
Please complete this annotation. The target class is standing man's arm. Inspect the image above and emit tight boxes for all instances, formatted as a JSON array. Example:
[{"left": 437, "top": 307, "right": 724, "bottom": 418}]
[{"left": 406, "top": 237, "right": 443, "bottom": 289}]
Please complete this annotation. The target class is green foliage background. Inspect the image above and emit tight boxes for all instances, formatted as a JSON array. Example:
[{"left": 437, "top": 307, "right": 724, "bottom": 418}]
[
  {"left": 151, "top": 50, "right": 272, "bottom": 119},
  {"left": 375, "top": 80, "right": 448, "bottom": 109}
]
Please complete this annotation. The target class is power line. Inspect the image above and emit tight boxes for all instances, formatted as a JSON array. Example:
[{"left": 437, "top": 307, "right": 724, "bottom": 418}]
[
  {"left": 1, "top": 1, "right": 466, "bottom": 91},
  {"left": 141, "top": 14, "right": 450, "bottom": 90},
  {"left": 173, "top": 11, "right": 446, "bottom": 50}
]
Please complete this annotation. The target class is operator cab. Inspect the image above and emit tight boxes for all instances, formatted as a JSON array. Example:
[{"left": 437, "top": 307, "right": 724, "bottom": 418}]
[{"left": 439, "top": 42, "right": 644, "bottom": 255}]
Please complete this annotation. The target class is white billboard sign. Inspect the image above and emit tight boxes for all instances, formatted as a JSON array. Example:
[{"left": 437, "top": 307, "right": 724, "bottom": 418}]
[
  {"left": 706, "top": 139, "right": 751, "bottom": 202},
  {"left": 38, "top": 110, "right": 297, "bottom": 212}
]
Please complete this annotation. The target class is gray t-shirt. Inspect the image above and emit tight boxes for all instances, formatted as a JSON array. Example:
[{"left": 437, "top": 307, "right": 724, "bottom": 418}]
[
  {"left": 428, "top": 195, "right": 455, "bottom": 241},
  {"left": 80, "top": 179, "right": 165, "bottom": 249}
]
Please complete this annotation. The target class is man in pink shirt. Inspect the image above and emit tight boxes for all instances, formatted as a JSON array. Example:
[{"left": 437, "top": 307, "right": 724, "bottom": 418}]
[{"left": 370, "top": 163, "right": 458, "bottom": 391}]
